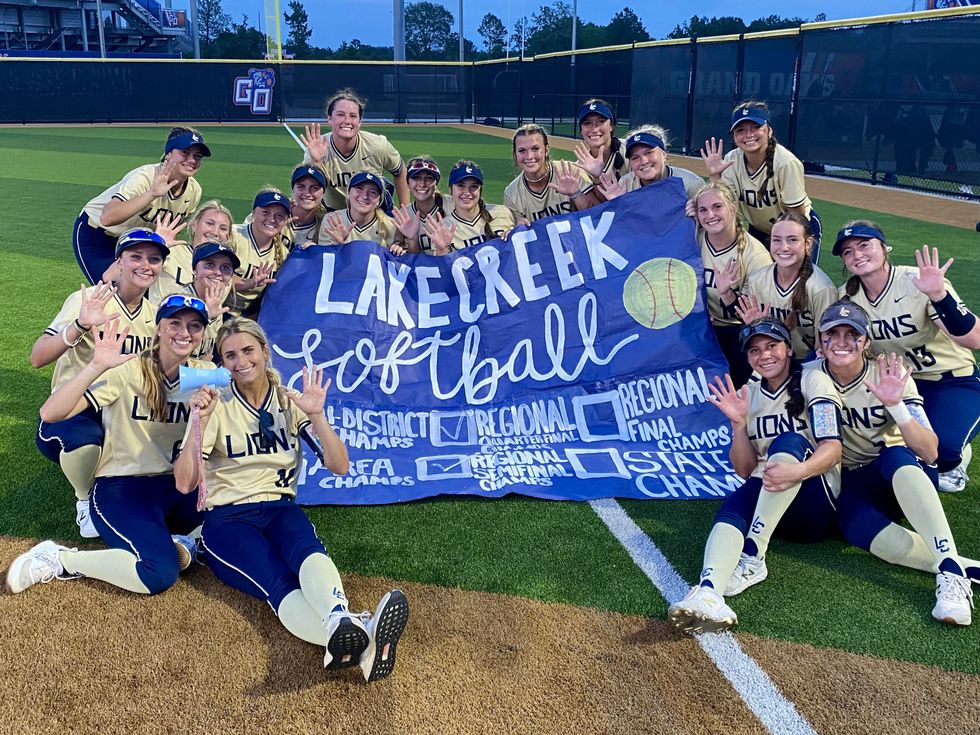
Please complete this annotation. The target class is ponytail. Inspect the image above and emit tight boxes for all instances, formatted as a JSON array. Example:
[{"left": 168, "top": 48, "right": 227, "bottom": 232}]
[
  {"left": 610, "top": 135, "right": 626, "bottom": 174},
  {"left": 785, "top": 362, "right": 805, "bottom": 418},
  {"left": 478, "top": 198, "right": 495, "bottom": 240},
  {"left": 138, "top": 336, "right": 168, "bottom": 422}
]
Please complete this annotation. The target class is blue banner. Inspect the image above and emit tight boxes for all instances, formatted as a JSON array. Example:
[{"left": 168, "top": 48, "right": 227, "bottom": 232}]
[{"left": 258, "top": 179, "right": 739, "bottom": 504}]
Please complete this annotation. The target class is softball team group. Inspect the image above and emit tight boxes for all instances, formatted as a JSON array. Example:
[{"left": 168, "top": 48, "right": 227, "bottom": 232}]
[{"left": 6, "top": 89, "right": 980, "bottom": 673}]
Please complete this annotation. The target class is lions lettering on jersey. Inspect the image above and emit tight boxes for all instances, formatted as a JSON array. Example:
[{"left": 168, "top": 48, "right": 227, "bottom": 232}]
[{"left": 130, "top": 395, "right": 192, "bottom": 424}]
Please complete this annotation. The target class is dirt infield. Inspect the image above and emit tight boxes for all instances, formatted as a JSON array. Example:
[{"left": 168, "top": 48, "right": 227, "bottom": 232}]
[
  {"left": 457, "top": 124, "right": 980, "bottom": 231},
  {"left": 2, "top": 536, "right": 978, "bottom": 735}
]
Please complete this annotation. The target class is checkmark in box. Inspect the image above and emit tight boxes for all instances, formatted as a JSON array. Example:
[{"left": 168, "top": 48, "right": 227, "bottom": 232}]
[
  {"left": 416, "top": 454, "right": 473, "bottom": 481},
  {"left": 430, "top": 410, "right": 477, "bottom": 447},
  {"left": 571, "top": 391, "right": 629, "bottom": 442},
  {"left": 565, "top": 448, "right": 630, "bottom": 479}
]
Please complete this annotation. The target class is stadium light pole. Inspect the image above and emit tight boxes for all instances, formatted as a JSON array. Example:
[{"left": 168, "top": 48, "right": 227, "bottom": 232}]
[
  {"left": 94, "top": 0, "right": 106, "bottom": 58},
  {"left": 458, "top": 0, "right": 463, "bottom": 62},
  {"left": 393, "top": 0, "right": 405, "bottom": 61}
]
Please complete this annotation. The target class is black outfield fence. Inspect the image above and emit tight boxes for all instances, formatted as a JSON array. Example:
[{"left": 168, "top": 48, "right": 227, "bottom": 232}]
[{"left": 2, "top": 7, "right": 979, "bottom": 198}]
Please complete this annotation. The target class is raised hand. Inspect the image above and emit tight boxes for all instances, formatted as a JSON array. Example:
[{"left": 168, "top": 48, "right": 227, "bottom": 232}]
[
  {"left": 573, "top": 141, "right": 604, "bottom": 178},
  {"left": 910, "top": 244, "right": 953, "bottom": 301},
  {"left": 189, "top": 386, "right": 220, "bottom": 420},
  {"left": 154, "top": 211, "right": 187, "bottom": 247},
  {"left": 322, "top": 212, "right": 354, "bottom": 245},
  {"left": 286, "top": 364, "right": 329, "bottom": 417},
  {"left": 77, "top": 281, "right": 117, "bottom": 330},
  {"left": 422, "top": 212, "right": 456, "bottom": 256},
  {"left": 863, "top": 353, "right": 910, "bottom": 407},
  {"left": 91, "top": 317, "right": 136, "bottom": 371},
  {"left": 597, "top": 171, "right": 626, "bottom": 201},
  {"left": 715, "top": 257, "right": 741, "bottom": 297},
  {"left": 150, "top": 159, "right": 181, "bottom": 198},
  {"left": 548, "top": 160, "right": 582, "bottom": 196},
  {"left": 735, "top": 293, "right": 770, "bottom": 324},
  {"left": 700, "top": 138, "right": 734, "bottom": 179},
  {"left": 244, "top": 260, "right": 276, "bottom": 291},
  {"left": 300, "top": 123, "right": 330, "bottom": 165},
  {"left": 392, "top": 203, "right": 421, "bottom": 240},
  {"left": 707, "top": 374, "right": 750, "bottom": 426},
  {"left": 202, "top": 280, "right": 230, "bottom": 321}
]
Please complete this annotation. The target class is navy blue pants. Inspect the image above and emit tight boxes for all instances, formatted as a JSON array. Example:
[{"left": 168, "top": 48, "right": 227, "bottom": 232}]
[
  {"left": 915, "top": 368, "right": 980, "bottom": 473},
  {"left": 201, "top": 498, "right": 328, "bottom": 611},
  {"left": 73, "top": 212, "right": 117, "bottom": 286},
  {"left": 36, "top": 407, "right": 104, "bottom": 464},
  {"left": 90, "top": 475, "right": 203, "bottom": 595},
  {"left": 713, "top": 433, "right": 837, "bottom": 544}
]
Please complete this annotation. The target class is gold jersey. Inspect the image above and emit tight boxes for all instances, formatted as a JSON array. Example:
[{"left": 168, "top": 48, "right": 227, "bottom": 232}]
[
  {"left": 190, "top": 383, "right": 311, "bottom": 508},
  {"left": 316, "top": 209, "right": 396, "bottom": 249},
  {"left": 618, "top": 166, "right": 704, "bottom": 199},
  {"left": 721, "top": 144, "right": 811, "bottom": 235},
  {"left": 304, "top": 131, "right": 403, "bottom": 211},
  {"left": 228, "top": 223, "right": 287, "bottom": 316},
  {"left": 82, "top": 164, "right": 202, "bottom": 237},
  {"left": 445, "top": 205, "right": 514, "bottom": 252},
  {"left": 84, "top": 357, "right": 213, "bottom": 478},
  {"left": 745, "top": 368, "right": 843, "bottom": 485},
  {"left": 698, "top": 229, "right": 772, "bottom": 326},
  {"left": 45, "top": 289, "right": 158, "bottom": 392},
  {"left": 842, "top": 265, "right": 976, "bottom": 380},
  {"left": 285, "top": 218, "right": 319, "bottom": 250},
  {"left": 148, "top": 243, "right": 196, "bottom": 305},
  {"left": 503, "top": 166, "right": 593, "bottom": 222},
  {"left": 178, "top": 283, "right": 224, "bottom": 361},
  {"left": 744, "top": 263, "right": 838, "bottom": 357},
  {"left": 815, "top": 358, "right": 926, "bottom": 468}
]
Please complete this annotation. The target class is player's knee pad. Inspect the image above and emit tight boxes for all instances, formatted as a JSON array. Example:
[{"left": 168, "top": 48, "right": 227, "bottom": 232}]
[
  {"left": 768, "top": 432, "right": 812, "bottom": 461},
  {"left": 875, "top": 445, "right": 919, "bottom": 483}
]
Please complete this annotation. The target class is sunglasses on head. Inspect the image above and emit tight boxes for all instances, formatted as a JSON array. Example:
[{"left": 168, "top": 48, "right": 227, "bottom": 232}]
[
  {"left": 408, "top": 160, "right": 440, "bottom": 175},
  {"left": 161, "top": 294, "right": 206, "bottom": 313}
]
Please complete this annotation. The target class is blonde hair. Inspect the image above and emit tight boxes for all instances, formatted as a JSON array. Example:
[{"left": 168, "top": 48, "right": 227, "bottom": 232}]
[
  {"left": 189, "top": 200, "right": 233, "bottom": 245},
  {"left": 215, "top": 317, "right": 294, "bottom": 423},
  {"left": 139, "top": 296, "right": 207, "bottom": 421},
  {"left": 840, "top": 218, "right": 889, "bottom": 297},
  {"left": 252, "top": 186, "right": 291, "bottom": 270},
  {"left": 692, "top": 181, "right": 751, "bottom": 281}
]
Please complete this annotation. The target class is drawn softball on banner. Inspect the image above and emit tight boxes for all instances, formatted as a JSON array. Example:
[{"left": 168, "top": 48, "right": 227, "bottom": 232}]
[{"left": 622, "top": 257, "right": 697, "bottom": 329}]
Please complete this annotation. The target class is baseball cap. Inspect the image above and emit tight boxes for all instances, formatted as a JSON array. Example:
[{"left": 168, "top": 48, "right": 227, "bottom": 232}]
[
  {"left": 164, "top": 131, "right": 212, "bottom": 157},
  {"left": 252, "top": 190, "right": 290, "bottom": 212},
  {"left": 448, "top": 164, "right": 484, "bottom": 187},
  {"left": 192, "top": 241, "right": 241, "bottom": 270},
  {"left": 831, "top": 223, "right": 887, "bottom": 256},
  {"left": 576, "top": 101, "right": 615, "bottom": 125},
  {"left": 291, "top": 165, "right": 327, "bottom": 189},
  {"left": 730, "top": 106, "right": 770, "bottom": 132},
  {"left": 348, "top": 171, "right": 385, "bottom": 195},
  {"left": 739, "top": 319, "right": 792, "bottom": 352},
  {"left": 114, "top": 228, "right": 170, "bottom": 259},
  {"left": 407, "top": 158, "right": 441, "bottom": 182},
  {"left": 156, "top": 293, "right": 209, "bottom": 323},
  {"left": 625, "top": 131, "right": 665, "bottom": 156},
  {"left": 818, "top": 301, "right": 870, "bottom": 336}
]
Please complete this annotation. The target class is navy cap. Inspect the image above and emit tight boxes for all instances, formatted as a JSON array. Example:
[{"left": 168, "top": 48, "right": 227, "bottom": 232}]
[
  {"left": 164, "top": 131, "right": 212, "bottom": 157},
  {"left": 252, "top": 190, "right": 290, "bottom": 212},
  {"left": 156, "top": 293, "right": 208, "bottom": 323},
  {"left": 832, "top": 224, "right": 887, "bottom": 256},
  {"left": 739, "top": 319, "right": 792, "bottom": 352},
  {"left": 348, "top": 171, "right": 385, "bottom": 195},
  {"left": 192, "top": 241, "right": 241, "bottom": 270},
  {"left": 577, "top": 101, "right": 615, "bottom": 125},
  {"left": 448, "top": 164, "right": 484, "bottom": 187},
  {"left": 625, "top": 132, "right": 665, "bottom": 156},
  {"left": 730, "top": 106, "right": 770, "bottom": 132},
  {"left": 114, "top": 228, "right": 170, "bottom": 259},
  {"left": 292, "top": 165, "right": 327, "bottom": 189},
  {"left": 818, "top": 301, "right": 871, "bottom": 336}
]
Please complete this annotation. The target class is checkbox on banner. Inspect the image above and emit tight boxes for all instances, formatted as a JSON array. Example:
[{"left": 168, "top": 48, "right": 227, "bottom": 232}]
[
  {"left": 565, "top": 448, "right": 630, "bottom": 479},
  {"left": 430, "top": 410, "right": 477, "bottom": 447},
  {"left": 416, "top": 454, "right": 473, "bottom": 481},
  {"left": 571, "top": 391, "right": 629, "bottom": 442}
]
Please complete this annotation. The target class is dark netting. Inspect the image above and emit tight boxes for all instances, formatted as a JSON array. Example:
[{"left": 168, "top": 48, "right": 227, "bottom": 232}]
[
  {"left": 691, "top": 40, "right": 740, "bottom": 153},
  {"left": 0, "top": 60, "right": 281, "bottom": 123},
  {"left": 630, "top": 43, "right": 693, "bottom": 152},
  {"left": 472, "top": 61, "right": 522, "bottom": 126},
  {"left": 741, "top": 35, "right": 797, "bottom": 144}
]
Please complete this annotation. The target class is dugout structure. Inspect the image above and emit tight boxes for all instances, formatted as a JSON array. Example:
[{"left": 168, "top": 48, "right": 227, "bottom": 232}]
[{"left": 2, "top": 6, "right": 979, "bottom": 199}]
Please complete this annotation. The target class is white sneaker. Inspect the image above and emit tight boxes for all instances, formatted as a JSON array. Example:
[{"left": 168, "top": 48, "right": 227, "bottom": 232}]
[
  {"left": 668, "top": 585, "right": 737, "bottom": 633},
  {"left": 938, "top": 467, "right": 968, "bottom": 493},
  {"left": 6, "top": 540, "right": 76, "bottom": 594},
  {"left": 323, "top": 611, "right": 370, "bottom": 671},
  {"left": 932, "top": 571, "right": 974, "bottom": 626},
  {"left": 724, "top": 553, "right": 769, "bottom": 596},
  {"left": 171, "top": 534, "right": 198, "bottom": 572},
  {"left": 360, "top": 589, "right": 410, "bottom": 682},
  {"left": 75, "top": 499, "right": 99, "bottom": 539}
]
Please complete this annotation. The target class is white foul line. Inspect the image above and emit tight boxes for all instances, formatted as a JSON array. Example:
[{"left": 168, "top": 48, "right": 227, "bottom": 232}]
[
  {"left": 281, "top": 121, "right": 306, "bottom": 151},
  {"left": 589, "top": 497, "right": 818, "bottom": 735}
]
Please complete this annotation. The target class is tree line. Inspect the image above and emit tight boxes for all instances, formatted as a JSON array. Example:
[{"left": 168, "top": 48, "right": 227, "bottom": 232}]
[{"left": 195, "top": 0, "right": 825, "bottom": 60}]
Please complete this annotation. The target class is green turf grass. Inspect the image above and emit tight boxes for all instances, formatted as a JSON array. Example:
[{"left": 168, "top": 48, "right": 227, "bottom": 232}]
[{"left": 0, "top": 124, "right": 977, "bottom": 674}]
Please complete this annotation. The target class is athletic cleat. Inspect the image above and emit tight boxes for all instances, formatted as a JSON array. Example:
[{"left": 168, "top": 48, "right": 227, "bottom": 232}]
[
  {"left": 933, "top": 571, "right": 973, "bottom": 626},
  {"left": 724, "top": 553, "right": 769, "bottom": 596},
  {"left": 323, "top": 612, "right": 370, "bottom": 671},
  {"left": 6, "top": 540, "right": 76, "bottom": 594},
  {"left": 668, "top": 585, "right": 737, "bottom": 634},
  {"left": 171, "top": 534, "right": 199, "bottom": 572},
  {"left": 360, "top": 589, "right": 410, "bottom": 682},
  {"left": 76, "top": 499, "right": 99, "bottom": 539},
  {"left": 938, "top": 467, "right": 967, "bottom": 493}
]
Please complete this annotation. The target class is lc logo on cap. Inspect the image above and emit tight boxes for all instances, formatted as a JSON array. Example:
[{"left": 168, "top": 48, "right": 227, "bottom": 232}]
[
  {"left": 840, "top": 306, "right": 850, "bottom": 316},
  {"left": 589, "top": 103, "right": 597, "bottom": 111},
  {"left": 465, "top": 166, "right": 473, "bottom": 173},
  {"left": 844, "top": 228, "right": 852, "bottom": 236}
]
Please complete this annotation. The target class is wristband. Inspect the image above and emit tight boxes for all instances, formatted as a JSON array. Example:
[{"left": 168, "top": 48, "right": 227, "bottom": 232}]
[
  {"left": 885, "top": 402, "right": 912, "bottom": 425},
  {"left": 74, "top": 319, "right": 90, "bottom": 333},
  {"left": 931, "top": 292, "right": 977, "bottom": 337},
  {"left": 60, "top": 323, "right": 83, "bottom": 348}
]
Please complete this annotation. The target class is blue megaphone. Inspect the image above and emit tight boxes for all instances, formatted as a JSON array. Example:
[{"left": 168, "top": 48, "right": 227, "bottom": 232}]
[{"left": 179, "top": 366, "right": 232, "bottom": 392}]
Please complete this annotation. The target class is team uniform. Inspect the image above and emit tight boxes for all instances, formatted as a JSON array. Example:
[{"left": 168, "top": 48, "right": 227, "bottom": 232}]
[
  {"left": 228, "top": 223, "right": 287, "bottom": 316},
  {"left": 444, "top": 205, "right": 514, "bottom": 252},
  {"left": 600, "top": 140, "right": 629, "bottom": 180},
  {"left": 179, "top": 283, "right": 225, "bottom": 360},
  {"left": 743, "top": 264, "right": 838, "bottom": 358},
  {"left": 618, "top": 166, "right": 704, "bottom": 199},
  {"left": 397, "top": 200, "right": 440, "bottom": 255},
  {"left": 844, "top": 265, "right": 980, "bottom": 473},
  {"left": 74, "top": 165, "right": 202, "bottom": 284},
  {"left": 316, "top": 209, "right": 397, "bottom": 249},
  {"left": 285, "top": 219, "right": 320, "bottom": 251},
  {"left": 503, "top": 167, "right": 593, "bottom": 222},
  {"left": 304, "top": 132, "right": 404, "bottom": 211},
  {"left": 149, "top": 243, "right": 196, "bottom": 304}
]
